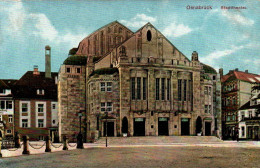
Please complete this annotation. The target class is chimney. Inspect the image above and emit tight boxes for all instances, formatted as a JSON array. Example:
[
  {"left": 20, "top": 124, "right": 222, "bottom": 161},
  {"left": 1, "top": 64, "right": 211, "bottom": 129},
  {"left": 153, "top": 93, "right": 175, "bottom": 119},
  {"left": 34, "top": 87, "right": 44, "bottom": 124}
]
[
  {"left": 219, "top": 68, "right": 223, "bottom": 78},
  {"left": 245, "top": 70, "right": 248, "bottom": 73},
  {"left": 45, "top": 45, "right": 51, "bottom": 78},
  {"left": 33, "top": 65, "right": 40, "bottom": 75},
  {"left": 235, "top": 68, "right": 238, "bottom": 71}
]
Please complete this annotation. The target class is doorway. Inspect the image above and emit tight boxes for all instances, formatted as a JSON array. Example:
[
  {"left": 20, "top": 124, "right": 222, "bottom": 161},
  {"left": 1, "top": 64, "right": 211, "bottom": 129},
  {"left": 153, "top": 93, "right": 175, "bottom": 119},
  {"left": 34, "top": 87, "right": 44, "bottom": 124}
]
[
  {"left": 205, "top": 122, "right": 211, "bottom": 136},
  {"left": 134, "top": 118, "right": 145, "bottom": 136},
  {"left": 122, "top": 117, "right": 128, "bottom": 134},
  {"left": 103, "top": 122, "right": 114, "bottom": 137},
  {"left": 158, "top": 117, "right": 169, "bottom": 136},
  {"left": 181, "top": 118, "right": 190, "bottom": 135}
]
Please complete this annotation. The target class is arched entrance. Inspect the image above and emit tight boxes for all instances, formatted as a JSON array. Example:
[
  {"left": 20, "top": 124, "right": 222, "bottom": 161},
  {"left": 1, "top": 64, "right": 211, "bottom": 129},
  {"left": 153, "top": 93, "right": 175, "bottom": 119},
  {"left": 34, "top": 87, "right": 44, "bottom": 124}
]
[
  {"left": 196, "top": 116, "right": 202, "bottom": 134},
  {"left": 122, "top": 117, "right": 128, "bottom": 134}
]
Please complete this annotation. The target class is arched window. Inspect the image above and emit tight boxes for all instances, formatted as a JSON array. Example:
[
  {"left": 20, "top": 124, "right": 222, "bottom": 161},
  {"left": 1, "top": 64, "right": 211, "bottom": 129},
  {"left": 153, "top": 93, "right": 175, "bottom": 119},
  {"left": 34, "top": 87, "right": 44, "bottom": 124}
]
[{"left": 147, "top": 30, "right": 152, "bottom": 41}]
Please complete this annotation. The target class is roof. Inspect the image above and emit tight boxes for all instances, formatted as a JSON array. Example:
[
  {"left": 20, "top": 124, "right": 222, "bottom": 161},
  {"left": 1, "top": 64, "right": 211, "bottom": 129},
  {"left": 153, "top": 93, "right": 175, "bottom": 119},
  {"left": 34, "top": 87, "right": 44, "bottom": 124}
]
[
  {"left": 201, "top": 63, "right": 217, "bottom": 74},
  {"left": 0, "top": 79, "right": 17, "bottom": 89},
  {"left": 239, "top": 101, "right": 260, "bottom": 110},
  {"left": 63, "top": 55, "right": 88, "bottom": 65},
  {"left": 90, "top": 68, "right": 118, "bottom": 77},
  {"left": 13, "top": 71, "right": 58, "bottom": 100},
  {"left": 222, "top": 70, "right": 260, "bottom": 83}
]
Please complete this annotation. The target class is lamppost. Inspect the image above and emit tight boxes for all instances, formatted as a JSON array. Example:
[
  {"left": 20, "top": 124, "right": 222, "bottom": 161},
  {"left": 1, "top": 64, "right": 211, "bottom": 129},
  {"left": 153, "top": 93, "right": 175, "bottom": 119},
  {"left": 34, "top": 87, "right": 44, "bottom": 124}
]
[
  {"left": 77, "top": 111, "right": 83, "bottom": 149},
  {"left": 105, "top": 111, "right": 108, "bottom": 147}
]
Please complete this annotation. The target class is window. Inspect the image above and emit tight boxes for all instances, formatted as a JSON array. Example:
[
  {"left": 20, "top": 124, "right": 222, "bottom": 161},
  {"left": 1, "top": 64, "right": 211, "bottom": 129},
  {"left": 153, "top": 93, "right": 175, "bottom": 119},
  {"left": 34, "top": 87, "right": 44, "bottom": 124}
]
[
  {"left": 22, "top": 103, "right": 28, "bottom": 113},
  {"left": 0, "top": 89, "right": 5, "bottom": 94},
  {"left": 143, "top": 78, "right": 147, "bottom": 100},
  {"left": 249, "top": 111, "right": 252, "bottom": 118},
  {"left": 6, "top": 130, "right": 12, "bottom": 134},
  {"left": 100, "top": 82, "right": 106, "bottom": 92},
  {"left": 156, "top": 78, "right": 160, "bottom": 100},
  {"left": 204, "top": 86, "right": 208, "bottom": 95},
  {"left": 8, "top": 115, "right": 12, "bottom": 123},
  {"left": 178, "top": 79, "right": 182, "bottom": 101},
  {"left": 100, "top": 82, "right": 112, "bottom": 92},
  {"left": 137, "top": 78, "right": 141, "bottom": 100},
  {"left": 107, "top": 82, "right": 112, "bottom": 92},
  {"left": 209, "top": 87, "right": 211, "bottom": 95},
  {"left": 0, "top": 101, "right": 5, "bottom": 109},
  {"left": 52, "top": 104, "right": 56, "bottom": 109},
  {"left": 22, "top": 119, "right": 28, "bottom": 128},
  {"left": 38, "top": 119, "right": 44, "bottom": 128},
  {"left": 213, "top": 76, "right": 216, "bottom": 80},
  {"left": 101, "top": 102, "right": 112, "bottom": 112},
  {"left": 52, "top": 120, "right": 56, "bottom": 124},
  {"left": 119, "top": 27, "right": 123, "bottom": 33},
  {"left": 66, "top": 67, "right": 71, "bottom": 73},
  {"left": 208, "top": 105, "right": 211, "bottom": 114},
  {"left": 205, "top": 105, "right": 208, "bottom": 113},
  {"left": 6, "top": 101, "right": 12, "bottom": 109},
  {"left": 38, "top": 104, "right": 44, "bottom": 113},
  {"left": 184, "top": 80, "right": 187, "bottom": 101},
  {"left": 76, "top": 68, "right": 81, "bottom": 73},
  {"left": 131, "top": 78, "right": 135, "bottom": 100},
  {"left": 37, "top": 89, "right": 44, "bottom": 95},
  {"left": 227, "top": 116, "right": 230, "bottom": 121},
  {"left": 107, "top": 102, "right": 112, "bottom": 112},
  {"left": 242, "top": 127, "right": 245, "bottom": 136},
  {"left": 147, "top": 30, "right": 152, "bottom": 41},
  {"left": 0, "top": 115, "right": 2, "bottom": 121},
  {"left": 232, "top": 97, "right": 236, "bottom": 105},
  {"left": 161, "top": 78, "right": 165, "bottom": 100},
  {"left": 101, "top": 103, "right": 106, "bottom": 112},
  {"left": 167, "top": 79, "right": 170, "bottom": 100}
]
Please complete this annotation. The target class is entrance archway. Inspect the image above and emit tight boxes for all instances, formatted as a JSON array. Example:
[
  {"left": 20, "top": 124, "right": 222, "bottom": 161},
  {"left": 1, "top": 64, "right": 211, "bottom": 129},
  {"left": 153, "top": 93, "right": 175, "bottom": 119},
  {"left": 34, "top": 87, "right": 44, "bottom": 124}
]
[
  {"left": 122, "top": 117, "right": 128, "bottom": 134},
  {"left": 196, "top": 116, "right": 202, "bottom": 134}
]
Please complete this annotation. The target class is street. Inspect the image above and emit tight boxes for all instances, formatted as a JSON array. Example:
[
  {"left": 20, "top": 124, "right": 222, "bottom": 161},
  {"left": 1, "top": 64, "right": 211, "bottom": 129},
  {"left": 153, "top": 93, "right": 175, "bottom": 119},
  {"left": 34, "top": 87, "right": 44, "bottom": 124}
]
[{"left": 1, "top": 146, "right": 259, "bottom": 168}]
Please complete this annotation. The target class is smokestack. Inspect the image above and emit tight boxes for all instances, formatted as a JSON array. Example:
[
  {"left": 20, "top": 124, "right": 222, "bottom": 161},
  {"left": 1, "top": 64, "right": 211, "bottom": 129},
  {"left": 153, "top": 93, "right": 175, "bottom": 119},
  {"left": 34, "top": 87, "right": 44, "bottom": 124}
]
[
  {"left": 219, "top": 68, "right": 223, "bottom": 78},
  {"left": 245, "top": 70, "right": 248, "bottom": 73},
  {"left": 33, "top": 65, "right": 40, "bottom": 75},
  {"left": 45, "top": 45, "right": 51, "bottom": 78},
  {"left": 235, "top": 68, "right": 238, "bottom": 71}
]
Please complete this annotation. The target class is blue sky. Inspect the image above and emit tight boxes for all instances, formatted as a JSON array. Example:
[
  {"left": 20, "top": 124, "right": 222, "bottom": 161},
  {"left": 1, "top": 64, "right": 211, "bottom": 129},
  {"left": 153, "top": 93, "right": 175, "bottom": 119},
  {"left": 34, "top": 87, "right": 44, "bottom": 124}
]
[{"left": 0, "top": 0, "right": 259, "bottom": 79}]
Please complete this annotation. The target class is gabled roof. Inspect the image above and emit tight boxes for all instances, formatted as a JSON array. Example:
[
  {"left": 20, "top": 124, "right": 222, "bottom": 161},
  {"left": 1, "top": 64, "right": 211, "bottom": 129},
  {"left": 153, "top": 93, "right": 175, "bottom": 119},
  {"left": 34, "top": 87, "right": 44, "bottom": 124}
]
[
  {"left": 0, "top": 79, "right": 17, "bottom": 89},
  {"left": 13, "top": 71, "right": 58, "bottom": 100},
  {"left": 222, "top": 70, "right": 260, "bottom": 83}
]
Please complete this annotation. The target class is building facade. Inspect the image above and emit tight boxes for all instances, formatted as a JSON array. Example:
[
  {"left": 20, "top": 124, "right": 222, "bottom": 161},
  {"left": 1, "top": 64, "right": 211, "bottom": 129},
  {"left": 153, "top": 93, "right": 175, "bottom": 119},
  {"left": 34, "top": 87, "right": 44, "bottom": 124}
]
[
  {"left": 221, "top": 69, "right": 260, "bottom": 139},
  {"left": 13, "top": 46, "right": 59, "bottom": 141},
  {"left": 58, "top": 21, "right": 222, "bottom": 141}
]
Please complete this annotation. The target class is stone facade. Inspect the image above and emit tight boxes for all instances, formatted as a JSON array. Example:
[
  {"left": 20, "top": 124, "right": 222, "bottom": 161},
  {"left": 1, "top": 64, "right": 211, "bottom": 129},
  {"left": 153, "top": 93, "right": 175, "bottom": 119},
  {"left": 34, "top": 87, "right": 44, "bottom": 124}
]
[{"left": 58, "top": 21, "right": 222, "bottom": 141}]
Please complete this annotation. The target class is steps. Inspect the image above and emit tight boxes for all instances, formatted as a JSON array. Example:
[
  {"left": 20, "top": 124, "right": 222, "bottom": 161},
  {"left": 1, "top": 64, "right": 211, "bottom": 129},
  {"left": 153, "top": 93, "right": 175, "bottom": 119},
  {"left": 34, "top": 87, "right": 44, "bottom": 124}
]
[{"left": 94, "top": 136, "right": 223, "bottom": 145}]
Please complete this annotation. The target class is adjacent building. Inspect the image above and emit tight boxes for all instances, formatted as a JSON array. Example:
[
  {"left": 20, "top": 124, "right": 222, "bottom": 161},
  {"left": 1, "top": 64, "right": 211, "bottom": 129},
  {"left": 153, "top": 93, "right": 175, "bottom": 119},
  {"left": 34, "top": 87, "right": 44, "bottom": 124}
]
[
  {"left": 221, "top": 69, "right": 260, "bottom": 139},
  {"left": 58, "top": 21, "right": 222, "bottom": 141}
]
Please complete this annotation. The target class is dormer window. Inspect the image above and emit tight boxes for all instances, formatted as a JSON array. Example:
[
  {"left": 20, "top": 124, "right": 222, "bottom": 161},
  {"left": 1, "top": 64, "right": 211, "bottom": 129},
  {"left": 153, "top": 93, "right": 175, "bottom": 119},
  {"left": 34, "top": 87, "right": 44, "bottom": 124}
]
[
  {"left": 0, "top": 89, "right": 5, "bottom": 94},
  {"left": 37, "top": 89, "right": 44, "bottom": 95}
]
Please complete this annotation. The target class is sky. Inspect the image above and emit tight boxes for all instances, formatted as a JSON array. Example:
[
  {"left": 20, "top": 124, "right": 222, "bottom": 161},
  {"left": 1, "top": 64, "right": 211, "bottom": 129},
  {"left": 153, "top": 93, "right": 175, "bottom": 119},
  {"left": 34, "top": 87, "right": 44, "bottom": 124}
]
[{"left": 0, "top": 0, "right": 259, "bottom": 79}]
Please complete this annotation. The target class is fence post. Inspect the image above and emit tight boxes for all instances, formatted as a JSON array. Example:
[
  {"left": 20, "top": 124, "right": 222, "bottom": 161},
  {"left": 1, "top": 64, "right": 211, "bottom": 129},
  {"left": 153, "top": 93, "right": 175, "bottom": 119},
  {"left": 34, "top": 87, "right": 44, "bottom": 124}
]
[
  {"left": 45, "top": 136, "right": 51, "bottom": 152},
  {"left": 15, "top": 133, "right": 21, "bottom": 148},
  {"left": 62, "top": 135, "right": 68, "bottom": 150},
  {"left": 0, "top": 137, "right": 2, "bottom": 157},
  {"left": 22, "top": 135, "right": 30, "bottom": 155}
]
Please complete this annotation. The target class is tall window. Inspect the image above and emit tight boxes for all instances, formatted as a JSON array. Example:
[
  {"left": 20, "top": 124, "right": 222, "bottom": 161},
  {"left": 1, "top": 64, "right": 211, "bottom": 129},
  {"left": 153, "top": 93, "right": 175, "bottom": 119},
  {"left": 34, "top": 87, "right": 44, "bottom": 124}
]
[
  {"left": 8, "top": 115, "right": 12, "bottom": 123},
  {"left": 178, "top": 79, "right": 182, "bottom": 101},
  {"left": 208, "top": 105, "right": 211, "bottom": 113},
  {"left": 101, "top": 102, "right": 113, "bottom": 112},
  {"left": 38, "top": 119, "right": 44, "bottom": 128},
  {"left": 137, "top": 77, "right": 141, "bottom": 100},
  {"left": 38, "top": 104, "right": 44, "bottom": 113},
  {"left": 204, "top": 86, "right": 208, "bottom": 95},
  {"left": 131, "top": 78, "right": 135, "bottom": 100},
  {"left": 242, "top": 127, "right": 245, "bottom": 136},
  {"left": 0, "top": 101, "right": 5, "bottom": 109},
  {"left": 161, "top": 78, "right": 165, "bottom": 100},
  {"left": 184, "top": 80, "right": 187, "bottom": 101},
  {"left": 107, "top": 82, "right": 112, "bottom": 92},
  {"left": 76, "top": 68, "right": 81, "bottom": 73},
  {"left": 22, "top": 119, "right": 28, "bottom": 128},
  {"left": 143, "top": 78, "right": 147, "bottom": 100},
  {"left": 156, "top": 78, "right": 160, "bottom": 100},
  {"left": 100, "top": 82, "right": 105, "bottom": 91},
  {"left": 22, "top": 103, "right": 28, "bottom": 113},
  {"left": 209, "top": 87, "right": 212, "bottom": 95},
  {"left": 6, "top": 101, "right": 12, "bottom": 109},
  {"left": 167, "top": 79, "right": 170, "bottom": 100},
  {"left": 205, "top": 105, "right": 208, "bottom": 113}
]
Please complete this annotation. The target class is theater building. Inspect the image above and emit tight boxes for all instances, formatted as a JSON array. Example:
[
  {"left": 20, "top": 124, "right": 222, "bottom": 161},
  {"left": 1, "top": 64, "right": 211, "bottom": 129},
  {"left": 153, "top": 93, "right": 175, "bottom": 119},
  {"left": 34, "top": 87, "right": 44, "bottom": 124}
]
[{"left": 58, "top": 21, "right": 222, "bottom": 141}]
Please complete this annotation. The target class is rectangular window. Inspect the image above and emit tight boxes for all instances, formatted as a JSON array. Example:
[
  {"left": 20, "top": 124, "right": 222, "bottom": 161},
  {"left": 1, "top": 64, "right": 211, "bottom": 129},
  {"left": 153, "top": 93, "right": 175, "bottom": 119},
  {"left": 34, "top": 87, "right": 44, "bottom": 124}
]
[
  {"left": 76, "top": 68, "right": 81, "bottom": 73},
  {"left": 107, "top": 102, "right": 112, "bottom": 112},
  {"left": 52, "top": 104, "right": 56, "bottom": 109},
  {"left": 100, "top": 82, "right": 106, "bottom": 92},
  {"left": 107, "top": 82, "right": 112, "bottom": 92},
  {"left": 22, "top": 119, "right": 28, "bottom": 128},
  {"left": 209, "top": 87, "right": 211, "bottom": 95},
  {"left": 66, "top": 67, "right": 71, "bottom": 73},
  {"left": 143, "top": 78, "right": 146, "bottom": 100},
  {"left": 38, "top": 104, "right": 44, "bottom": 113},
  {"left": 156, "top": 78, "right": 160, "bottom": 100},
  {"left": 38, "top": 119, "right": 44, "bottom": 128},
  {"left": 208, "top": 105, "right": 211, "bottom": 113},
  {"left": 6, "top": 101, "right": 12, "bottom": 109},
  {"left": 22, "top": 103, "right": 28, "bottom": 112},
  {"left": 184, "top": 80, "right": 187, "bottom": 101},
  {"left": 227, "top": 116, "right": 230, "bottom": 121},
  {"left": 178, "top": 79, "right": 182, "bottom": 101},
  {"left": 6, "top": 129, "right": 12, "bottom": 134},
  {"left": 0, "top": 89, "right": 5, "bottom": 94},
  {"left": 204, "top": 86, "right": 208, "bottom": 95},
  {"left": 242, "top": 127, "right": 245, "bottom": 136},
  {"left": 137, "top": 78, "right": 141, "bottom": 100},
  {"left": 37, "top": 89, "right": 44, "bottom": 95},
  {"left": 0, "top": 101, "right": 5, "bottom": 109},
  {"left": 205, "top": 105, "right": 208, "bottom": 113},
  {"left": 131, "top": 78, "right": 135, "bottom": 100},
  {"left": 167, "top": 79, "right": 170, "bottom": 101},
  {"left": 161, "top": 78, "right": 165, "bottom": 100},
  {"left": 8, "top": 115, "right": 12, "bottom": 123},
  {"left": 101, "top": 103, "right": 106, "bottom": 112}
]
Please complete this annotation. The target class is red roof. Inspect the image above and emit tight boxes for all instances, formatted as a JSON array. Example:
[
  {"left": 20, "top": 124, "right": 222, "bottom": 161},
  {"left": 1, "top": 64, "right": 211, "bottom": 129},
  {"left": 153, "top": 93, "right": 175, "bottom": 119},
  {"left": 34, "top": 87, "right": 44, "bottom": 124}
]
[{"left": 222, "top": 71, "right": 260, "bottom": 83}]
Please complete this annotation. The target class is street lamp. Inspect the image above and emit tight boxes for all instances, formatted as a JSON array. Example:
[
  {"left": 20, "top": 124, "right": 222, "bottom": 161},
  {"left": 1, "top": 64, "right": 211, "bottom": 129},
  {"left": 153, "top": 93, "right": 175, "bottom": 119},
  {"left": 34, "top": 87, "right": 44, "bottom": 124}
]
[
  {"left": 77, "top": 111, "right": 83, "bottom": 149},
  {"left": 105, "top": 111, "right": 108, "bottom": 147}
]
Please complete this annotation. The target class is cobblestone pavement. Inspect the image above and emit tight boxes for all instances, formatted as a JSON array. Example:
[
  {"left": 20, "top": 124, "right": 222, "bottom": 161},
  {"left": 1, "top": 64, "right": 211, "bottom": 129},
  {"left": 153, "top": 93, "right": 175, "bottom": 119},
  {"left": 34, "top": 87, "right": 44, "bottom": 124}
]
[{"left": 1, "top": 146, "right": 260, "bottom": 168}]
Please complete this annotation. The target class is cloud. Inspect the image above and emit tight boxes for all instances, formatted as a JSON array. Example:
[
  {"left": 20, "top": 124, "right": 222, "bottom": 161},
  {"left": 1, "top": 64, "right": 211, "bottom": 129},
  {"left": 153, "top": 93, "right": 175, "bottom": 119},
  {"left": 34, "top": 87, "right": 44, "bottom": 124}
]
[
  {"left": 162, "top": 22, "right": 192, "bottom": 37},
  {"left": 221, "top": 10, "right": 254, "bottom": 26},
  {"left": 201, "top": 45, "right": 245, "bottom": 65},
  {"left": 120, "top": 14, "right": 156, "bottom": 28}
]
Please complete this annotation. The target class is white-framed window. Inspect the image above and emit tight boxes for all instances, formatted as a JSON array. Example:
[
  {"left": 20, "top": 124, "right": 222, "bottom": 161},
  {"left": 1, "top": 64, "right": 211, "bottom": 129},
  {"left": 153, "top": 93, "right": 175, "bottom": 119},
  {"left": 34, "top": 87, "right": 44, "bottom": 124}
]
[
  {"left": 6, "top": 129, "right": 12, "bottom": 134},
  {"left": 100, "top": 82, "right": 106, "bottom": 92},
  {"left": 100, "top": 82, "right": 112, "bottom": 92},
  {"left": 100, "top": 102, "right": 113, "bottom": 112},
  {"left": 6, "top": 101, "right": 12, "bottom": 109},
  {"left": 37, "top": 89, "right": 44, "bottom": 95},
  {"left": 8, "top": 115, "right": 12, "bottom": 123},
  {"left": 38, "top": 104, "right": 44, "bottom": 113},
  {"left": 38, "top": 119, "right": 44, "bottom": 128},
  {"left": 22, "top": 119, "right": 28, "bottom": 128},
  {"left": 107, "top": 82, "right": 112, "bottom": 92},
  {"left": 22, "top": 103, "right": 28, "bottom": 112},
  {"left": 52, "top": 104, "right": 56, "bottom": 109}
]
